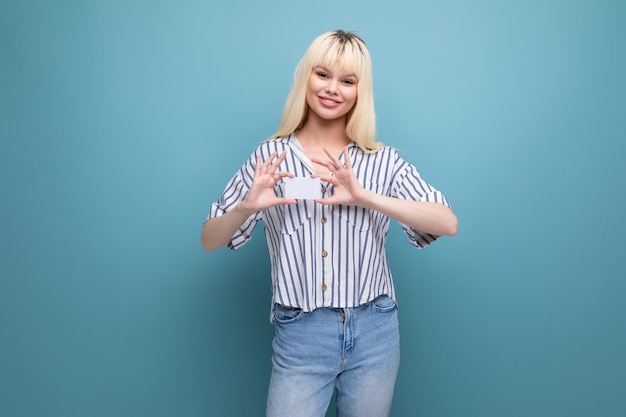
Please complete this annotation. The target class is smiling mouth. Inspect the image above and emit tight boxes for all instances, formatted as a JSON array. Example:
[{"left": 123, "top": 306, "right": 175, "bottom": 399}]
[{"left": 319, "top": 96, "right": 341, "bottom": 106}]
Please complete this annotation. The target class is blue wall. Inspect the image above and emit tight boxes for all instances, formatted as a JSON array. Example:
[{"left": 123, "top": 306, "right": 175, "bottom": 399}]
[{"left": 1, "top": 0, "right": 624, "bottom": 416}]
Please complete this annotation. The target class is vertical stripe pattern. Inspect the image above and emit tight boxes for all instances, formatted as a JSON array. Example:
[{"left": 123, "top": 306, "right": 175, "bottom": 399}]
[{"left": 207, "top": 135, "right": 451, "bottom": 318}]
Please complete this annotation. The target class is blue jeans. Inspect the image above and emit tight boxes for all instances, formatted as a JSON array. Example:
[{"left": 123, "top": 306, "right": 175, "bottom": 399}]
[{"left": 266, "top": 295, "right": 400, "bottom": 417}]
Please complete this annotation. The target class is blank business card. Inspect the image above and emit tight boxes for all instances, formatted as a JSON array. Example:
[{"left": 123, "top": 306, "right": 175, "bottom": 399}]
[{"left": 284, "top": 177, "right": 322, "bottom": 200}]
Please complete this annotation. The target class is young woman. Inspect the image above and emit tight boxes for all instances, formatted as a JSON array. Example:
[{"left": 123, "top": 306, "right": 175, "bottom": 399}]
[{"left": 201, "top": 30, "right": 457, "bottom": 417}]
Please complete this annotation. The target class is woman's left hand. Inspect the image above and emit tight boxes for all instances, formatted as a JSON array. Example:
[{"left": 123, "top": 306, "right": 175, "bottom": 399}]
[
  {"left": 311, "top": 146, "right": 458, "bottom": 236},
  {"left": 311, "top": 146, "right": 365, "bottom": 206}
]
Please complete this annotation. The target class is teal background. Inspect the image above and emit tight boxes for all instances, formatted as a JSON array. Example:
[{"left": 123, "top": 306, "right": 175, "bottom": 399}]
[{"left": 1, "top": 0, "right": 624, "bottom": 416}]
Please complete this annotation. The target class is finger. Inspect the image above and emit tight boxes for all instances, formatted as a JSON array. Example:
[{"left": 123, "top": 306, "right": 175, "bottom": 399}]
[
  {"left": 322, "top": 147, "right": 344, "bottom": 170},
  {"left": 314, "top": 197, "right": 333, "bottom": 205},
  {"left": 275, "top": 150, "right": 288, "bottom": 165},
  {"left": 311, "top": 158, "right": 334, "bottom": 170},
  {"left": 263, "top": 151, "right": 278, "bottom": 170},
  {"left": 269, "top": 150, "right": 288, "bottom": 174},
  {"left": 278, "top": 198, "right": 297, "bottom": 205},
  {"left": 255, "top": 154, "right": 263, "bottom": 174},
  {"left": 342, "top": 146, "right": 352, "bottom": 169},
  {"left": 311, "top": 173, "right": 334, "bottom": 183},
  {"left": 275, "top": 171, "right": 294, "bottom": 179}
]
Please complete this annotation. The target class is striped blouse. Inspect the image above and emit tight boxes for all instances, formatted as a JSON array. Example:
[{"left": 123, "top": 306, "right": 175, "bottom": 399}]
[{"left": 207, "top": 134, "right": 451, "bottom": 319}]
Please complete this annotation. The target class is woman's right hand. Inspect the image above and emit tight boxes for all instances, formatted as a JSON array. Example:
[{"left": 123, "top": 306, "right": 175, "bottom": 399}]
[
  {"left": 201, "top": 150, "right": 295, "bottom": 252},
  {"left": 239, "top": 150, "right": 296, "bottom": 212}
]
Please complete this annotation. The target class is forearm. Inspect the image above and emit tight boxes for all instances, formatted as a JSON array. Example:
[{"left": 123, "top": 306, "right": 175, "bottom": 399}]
[
  {"left": 360, "top": 190, "right": 458, "bottom": 236},
  {"left": 200, "top": 203, "right": 256, "bottom": 252}
]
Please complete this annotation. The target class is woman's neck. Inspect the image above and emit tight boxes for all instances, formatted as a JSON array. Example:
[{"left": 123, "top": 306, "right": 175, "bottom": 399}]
[{"left": 297, "top": 115, "right": 350, "bottom": 148}]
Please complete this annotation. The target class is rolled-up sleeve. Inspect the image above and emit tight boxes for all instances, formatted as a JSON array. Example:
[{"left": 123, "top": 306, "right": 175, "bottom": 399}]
[
  {"left": 392, "top": 154, "right": 452, "bottom": 249},
  {"left": 206, "top": 154, "right": 260, "bottom": 251}
]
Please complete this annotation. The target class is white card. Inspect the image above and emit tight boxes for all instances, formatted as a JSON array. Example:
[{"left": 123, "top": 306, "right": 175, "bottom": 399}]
[{"left": 284, "top": 177, "right": 322, "bottom": 200}]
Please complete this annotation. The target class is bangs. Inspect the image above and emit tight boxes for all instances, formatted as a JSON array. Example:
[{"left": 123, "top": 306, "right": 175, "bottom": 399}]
[{"left": 305, "top": 31, "right": 370, "bottom": 80}]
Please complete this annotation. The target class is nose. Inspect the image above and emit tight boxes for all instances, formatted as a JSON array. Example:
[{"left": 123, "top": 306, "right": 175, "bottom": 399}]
[{"left": 325, "top": 80, "right": 338, "bottom": 95}]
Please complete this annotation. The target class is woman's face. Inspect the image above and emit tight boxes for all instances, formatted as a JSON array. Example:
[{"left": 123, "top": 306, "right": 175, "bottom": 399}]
[{"left": 305, "top": 62, "right": 358, "bottom": 122}]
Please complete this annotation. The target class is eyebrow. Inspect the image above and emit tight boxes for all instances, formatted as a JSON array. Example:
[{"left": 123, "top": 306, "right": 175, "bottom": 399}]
[{"left": 314, "top": 66, "right": 357, "bottom": 78}]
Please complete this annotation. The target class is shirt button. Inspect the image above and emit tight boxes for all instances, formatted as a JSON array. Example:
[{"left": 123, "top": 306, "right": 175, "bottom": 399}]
[
  {"left": 321, "top": 284, "right": 328, "bottom": 291},
  {"left": 321, "top": 217, "right": 327, "bottom": 224},
  {"left": 321, "top": 186, "right": 327, "bottom": 193},
  {"left": 321, "top": 250, "right": 328, "bottom": 257}
]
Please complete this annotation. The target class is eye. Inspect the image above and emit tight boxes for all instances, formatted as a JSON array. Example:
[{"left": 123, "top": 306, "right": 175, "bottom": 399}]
[
  {"left": 342, "top": 79, "right": 356, "bottom": 85},
  {"left": 316, "top": 71, "right": 328, "bottom": 78}
]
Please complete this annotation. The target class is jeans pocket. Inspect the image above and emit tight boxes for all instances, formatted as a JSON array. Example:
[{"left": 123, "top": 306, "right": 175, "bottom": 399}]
[
  {"left": 273, "top": 304, "right": 303, "bottom": 324},
  {"left": 370, "top": 294, "right": 397, "bottom": 313}
]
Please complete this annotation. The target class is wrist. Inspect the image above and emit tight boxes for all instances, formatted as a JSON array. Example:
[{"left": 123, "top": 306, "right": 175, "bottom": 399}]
[
  {"left": 355, "top": 188, "right": 377, "bottom": 210},
  {"left": 235, "top": 199, "right": 257, "bottom": 218}
]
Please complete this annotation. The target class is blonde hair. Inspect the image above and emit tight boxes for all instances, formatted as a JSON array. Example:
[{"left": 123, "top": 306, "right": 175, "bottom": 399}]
[{"left": 272, "top": 30, "right": 383, "bottom": 152}]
